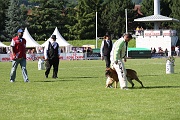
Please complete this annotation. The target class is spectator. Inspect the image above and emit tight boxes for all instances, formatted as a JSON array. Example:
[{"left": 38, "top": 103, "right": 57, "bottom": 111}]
[
  {"left": 175, "top": 46, "right": 179, "bottom": 56},
  {"left": 158, "top": 47, "right": 164, "bottom": 53},
  {"left": 31, "top": 49, "right": 36, "bottom": 61},
  {"left": 100, "top": 35, "right": 113, "bottom": 68},
  {"left": 165, "top": 48, "right": 168, "bottom": 56},
  {"left": 152, "top": 48, "right": 156, "bottom": 54},
  {"left": 135, "top": 26, "right": 140, "bottom": 36},
  {"left": 26, "top": 49, "right": 31, "bottom": 54},
  {"left": 140, "top": 26, "right": 144, "bottom": 35}
]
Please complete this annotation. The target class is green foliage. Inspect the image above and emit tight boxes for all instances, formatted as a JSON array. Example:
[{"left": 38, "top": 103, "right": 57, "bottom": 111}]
[
  {"left": 28, "top": 0, "right": 68, "bottom": 41},
  {"left": 100, "top": 0, "right": 135, "bottom": 37},
  {"left": 66, "top": 0, "right": 104, "bottom": 40},
  {"left": 5, "top": 0, "right": 28, "bottom": 40},
  {"left": 0, "top": 58, "right": 180, "bottom": 119},
  {"left": 0, "top": 0, "right": 180, "bottom": 41},
  {"left": 170, "top": 0, "right": 180, "bottom": 38},
  {"left": 140, "top": 0, "right": 173, "bottom": 29},
  {"left": 0, "top": 0, "right": 9, "bottom": 41}
]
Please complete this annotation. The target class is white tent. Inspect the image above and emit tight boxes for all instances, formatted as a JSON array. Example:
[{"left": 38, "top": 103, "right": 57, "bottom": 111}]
[
  {"left": 0, "top": 41, "right": 8, "bottom": 47},
  {"left": 41, "top": 27, "right": 72, "bottom": 53},
  {"left": 23, "top": 27, "right": 40, "bottom": 47}
]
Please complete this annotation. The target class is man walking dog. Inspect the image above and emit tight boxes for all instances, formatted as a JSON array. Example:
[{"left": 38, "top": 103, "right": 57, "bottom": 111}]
[{"left": 110, "top": 34, "right": 132, "bottom": 90}]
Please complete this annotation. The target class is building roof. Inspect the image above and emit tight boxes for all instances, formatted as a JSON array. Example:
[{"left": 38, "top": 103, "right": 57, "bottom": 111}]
[
  {"left": 134, "top": 14, "right": 179, "bottom": 22},
  {"left": 134, "top": 5, "right": 143, "bottom": 15}
]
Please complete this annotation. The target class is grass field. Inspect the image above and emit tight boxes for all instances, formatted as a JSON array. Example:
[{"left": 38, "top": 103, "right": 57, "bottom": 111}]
[
  {"left": 2, "top": 38, "right": 136, "bottom": 48},
  {"left": 0, "top": 58, "right": 180, "bottom": 120}
]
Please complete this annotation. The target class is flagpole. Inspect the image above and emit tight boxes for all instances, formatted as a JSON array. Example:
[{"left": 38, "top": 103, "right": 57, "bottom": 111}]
[
  {"left": 125, "top": 9, "right": 128, "bottom": 34},
  {"left": 96, "top": 11, "right": 98, "bottom": 48}
]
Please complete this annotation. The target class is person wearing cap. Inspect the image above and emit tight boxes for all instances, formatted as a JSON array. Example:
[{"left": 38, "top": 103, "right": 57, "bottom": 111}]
[
  {"left": 9, "top": 29, "right": 29, "bottom": 82},
  {"left": 100, "top": 35, "right": 113, "bottom": 68},
  {"left": 110, "top": 33, "right": 132, "bottom": 90},
  {"left": 44, "top": 35, "right": 61, "bottom": 78}
]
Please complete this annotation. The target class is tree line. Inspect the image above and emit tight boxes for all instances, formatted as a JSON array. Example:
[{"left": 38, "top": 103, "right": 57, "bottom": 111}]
[{"left": 0, "top": 0, "right": 180, "bottom": 42}]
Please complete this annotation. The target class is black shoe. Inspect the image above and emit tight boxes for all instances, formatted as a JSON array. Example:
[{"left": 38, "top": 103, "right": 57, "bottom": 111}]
[{"left": 52, "top": 76, "right": 58, "bottom": 79}]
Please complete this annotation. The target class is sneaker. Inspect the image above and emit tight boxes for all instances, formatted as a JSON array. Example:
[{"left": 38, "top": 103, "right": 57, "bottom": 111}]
[
  {"left": 25, "top": 79, "right": 29, "bottom": 82},
  {"left": 10, "top": 80, "right": 14, "bottom": 82},
  {"left": 121, "top": 87, "right": 128, "bottom": 90}
]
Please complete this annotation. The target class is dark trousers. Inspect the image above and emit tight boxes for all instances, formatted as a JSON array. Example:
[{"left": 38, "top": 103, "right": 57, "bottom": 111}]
[
  {"left": 45, "top": 58, "right": 59, "bottom": 78},
  {"left": 104, "top": 55, "right": 111, "bottom": 68}
]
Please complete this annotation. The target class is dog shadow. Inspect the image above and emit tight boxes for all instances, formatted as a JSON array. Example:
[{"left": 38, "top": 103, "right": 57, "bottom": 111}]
[
  {"left": 131, "top": 86, "right": 180, "bottom": 89},
  {"left": 139, "top": 74, "right": 159, "bottom": 77},
  {"left": 34, "top": 79, "right": 84, "bottom": 82}
]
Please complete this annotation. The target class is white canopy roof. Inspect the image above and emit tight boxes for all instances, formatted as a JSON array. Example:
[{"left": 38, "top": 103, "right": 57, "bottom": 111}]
[
  {"left": 23, "top": 27, "right": 40, "bottom": 47},
  {"left": 0, "top": 41, "right": 8, "bottom": 47},
  {"left": 41, "top": 27, "right": 71, "bottom": 47},
  {"left": 134, "top": 15, "right": 179, "bottom": 22},
  {"left": 41, "top": 27, "right": 72, "bottom": 53}
]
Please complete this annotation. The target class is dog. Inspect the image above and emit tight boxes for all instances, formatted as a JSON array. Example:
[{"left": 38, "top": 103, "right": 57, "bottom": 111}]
[{"left": 105, "top": 68, "right": 144, "bottom": 88}]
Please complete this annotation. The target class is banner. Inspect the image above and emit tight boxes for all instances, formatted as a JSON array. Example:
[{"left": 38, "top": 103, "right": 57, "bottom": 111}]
[
  {"left": 0, "top": 53, "right": 85, "bottom": 62},
  {"left": 144, "top": 30, "right": 161, "bottom": 36}
]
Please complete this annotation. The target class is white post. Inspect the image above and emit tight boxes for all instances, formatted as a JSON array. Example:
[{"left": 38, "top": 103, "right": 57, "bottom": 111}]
[
  {"left": 125, "top": 9, "right": 128, "bottom": 34},
  {"left": 154, "top": 0, "right": 160, "bottom": 30},
  {"left": 96, "top": 11, "right": 98, "bottom": 48},
  {"left": 154, "top": 0, "right": 160, "bottom": 15}
]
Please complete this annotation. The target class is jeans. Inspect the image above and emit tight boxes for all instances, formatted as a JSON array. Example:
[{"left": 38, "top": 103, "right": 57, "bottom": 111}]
[{"left": 10, "top": 58, "right": 29, "bottom": 82}]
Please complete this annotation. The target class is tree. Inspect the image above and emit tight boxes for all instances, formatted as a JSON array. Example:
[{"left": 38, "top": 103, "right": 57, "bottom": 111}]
[
  {"left": 0, "top": 0, "right": 9, "bottom": 41},
  {"left": 100, "top": 0, "right": 135, "bottom": 38},
  {"left": 65, "top": 0, "right": 104, "bottom": 40},
  {"left": 28, "top": 0, "right": 68, "bottom": 41},
  {"left": 140, "top": 0, "right": 173, "bottom": 29},
  {"left": 5, "top": 0, "right": 28, "bottom": 40},
  {"left": 170, "top": 0, "right": 180, "bottom": 38}
]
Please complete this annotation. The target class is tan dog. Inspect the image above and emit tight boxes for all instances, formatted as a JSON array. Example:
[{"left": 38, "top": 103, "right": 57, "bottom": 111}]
[{"left": 105, "top": 68, "right": 144, "bottom": 88}]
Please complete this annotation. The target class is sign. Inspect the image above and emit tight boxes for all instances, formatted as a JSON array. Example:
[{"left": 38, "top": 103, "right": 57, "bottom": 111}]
[
  {"left": 163, "top": 30, "right": 171, "bottom": 36},
  {"left": 144, "top": 30, "right": 161, "bottom": 36}
]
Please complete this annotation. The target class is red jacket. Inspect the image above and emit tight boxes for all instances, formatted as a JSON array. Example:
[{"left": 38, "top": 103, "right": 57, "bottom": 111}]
[{"left": 11, "top": 36, "right": 26, "bottom": 59}]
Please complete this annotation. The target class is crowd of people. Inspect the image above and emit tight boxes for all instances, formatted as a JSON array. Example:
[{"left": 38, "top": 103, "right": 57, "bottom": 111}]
[
  {"left": 151, "top": 46, "right": 180, "bottom": 57},
  {"left": 135, "top": 26, "right": 144, "bottom": 36}
]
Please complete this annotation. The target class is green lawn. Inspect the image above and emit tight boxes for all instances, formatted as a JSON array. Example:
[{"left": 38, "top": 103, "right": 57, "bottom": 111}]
[
  {"left": 0, "top": 58, "right": 180, "bottom": 120},
  {"left": 2, "top": 38, "right": 136, "bottom": 48}
]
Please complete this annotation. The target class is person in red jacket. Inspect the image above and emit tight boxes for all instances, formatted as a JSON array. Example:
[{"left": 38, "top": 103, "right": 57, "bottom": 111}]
[{"left": 9, "top": 29, "right": 29, "bottom": 82}]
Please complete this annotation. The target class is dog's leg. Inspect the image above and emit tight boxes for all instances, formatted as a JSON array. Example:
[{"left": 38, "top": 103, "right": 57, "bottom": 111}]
[
  {"left": 127, "top": 77, "right": 134, "bottom": 88},
  {"left": 114, "top": 81, "right": 117, "bottom": 88},
  {"left": 135, "top": 78, "right": 144, "bottom": 87}
]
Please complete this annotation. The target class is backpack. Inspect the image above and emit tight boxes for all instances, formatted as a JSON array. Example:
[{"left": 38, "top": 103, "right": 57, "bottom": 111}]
[{"left": 47, "top": 41, "right": 59, "bottom": 59}]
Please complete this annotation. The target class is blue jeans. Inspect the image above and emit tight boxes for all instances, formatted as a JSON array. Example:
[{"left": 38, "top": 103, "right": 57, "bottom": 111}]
[{"left": 10, "top": 58, "right": 29, "bottom": 82}]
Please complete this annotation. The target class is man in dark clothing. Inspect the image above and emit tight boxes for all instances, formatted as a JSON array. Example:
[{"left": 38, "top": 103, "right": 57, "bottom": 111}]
[
  {"left": 44, "top": 35, "right": 60, "bottom": 78},
  {"left": 100, "top": 35, "right": 113, "bottom": 68}
]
